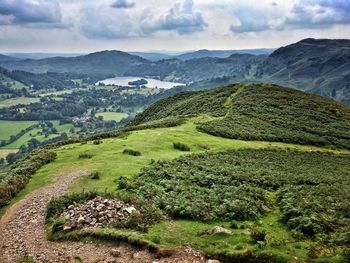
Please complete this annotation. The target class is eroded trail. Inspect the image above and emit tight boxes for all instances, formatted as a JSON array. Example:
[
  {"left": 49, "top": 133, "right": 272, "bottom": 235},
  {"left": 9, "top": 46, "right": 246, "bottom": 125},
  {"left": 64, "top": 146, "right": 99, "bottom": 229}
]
[{"left": 0, "top": 170, "right": 206, "bottom": 263}]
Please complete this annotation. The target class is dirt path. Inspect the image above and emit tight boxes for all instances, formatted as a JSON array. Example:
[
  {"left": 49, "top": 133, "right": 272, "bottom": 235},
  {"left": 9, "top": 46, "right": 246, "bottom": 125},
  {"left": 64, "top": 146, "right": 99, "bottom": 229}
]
[{"left": 0, "top": 170, "right": 207, "bottom": 263}]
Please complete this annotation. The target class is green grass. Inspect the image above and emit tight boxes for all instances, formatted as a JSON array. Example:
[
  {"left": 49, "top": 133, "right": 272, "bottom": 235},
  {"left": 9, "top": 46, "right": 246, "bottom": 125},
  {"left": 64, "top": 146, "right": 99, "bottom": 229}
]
[
  {"left": 0, "top": 120, "right": 37, "bottom": 141},
  {"left": 2, "top": 117, "right": 350, "bottom": 261},
  {"left": 96, "top": 112, "right": 129, "bottom": 122},
  {"left": 0, "top": 97, "right": 40, "bottom": 108}
]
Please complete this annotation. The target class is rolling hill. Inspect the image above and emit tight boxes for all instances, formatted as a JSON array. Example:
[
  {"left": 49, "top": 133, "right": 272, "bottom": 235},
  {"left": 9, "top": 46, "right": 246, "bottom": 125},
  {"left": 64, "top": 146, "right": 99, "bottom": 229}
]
[
  {"left": 0, "top": 39, "right": 349, "bottom": 103},
  {"left": 0, "top": 51, "right": 149, "bottom": 75},
  {"left": 1, "top": 83, "right": 350, "bottom": 262},
  {"left": 175, "top": 48, "right": 274, "bottom": 60}
]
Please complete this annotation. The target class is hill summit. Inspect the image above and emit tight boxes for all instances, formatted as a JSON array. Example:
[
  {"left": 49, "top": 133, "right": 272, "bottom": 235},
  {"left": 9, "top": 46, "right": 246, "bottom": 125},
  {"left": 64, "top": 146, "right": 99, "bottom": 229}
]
[{"left": 132, "top": 83, "right": 350, "bottom": 149}]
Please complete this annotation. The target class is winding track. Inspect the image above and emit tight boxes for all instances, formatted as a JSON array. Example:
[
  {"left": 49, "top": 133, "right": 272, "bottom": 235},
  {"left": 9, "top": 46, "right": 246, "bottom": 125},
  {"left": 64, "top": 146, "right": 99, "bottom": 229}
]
[{"left": 0, "top": 170, "right": 206, "bottom": 263}]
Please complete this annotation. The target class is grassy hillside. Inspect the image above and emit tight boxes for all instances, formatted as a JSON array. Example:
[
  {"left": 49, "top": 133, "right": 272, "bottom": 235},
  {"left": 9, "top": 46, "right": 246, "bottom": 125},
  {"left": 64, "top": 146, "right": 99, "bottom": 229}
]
[
  {"left": 134, "top": 84, "right": 350, "bottom": 149},
  {"left": 2, "top": 83, "right": 350, "bottom": 262},
  {"left": 130, "top": 85, "right": 238, "bottom": 125},
  {"left": 3, "top": 118, "right": 348, "bottom": 262}
]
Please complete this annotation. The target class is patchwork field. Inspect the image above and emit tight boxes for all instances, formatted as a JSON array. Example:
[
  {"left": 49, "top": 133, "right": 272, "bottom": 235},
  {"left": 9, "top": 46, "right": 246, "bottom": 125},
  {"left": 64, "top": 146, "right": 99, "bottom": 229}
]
[
  {"left": 0, "top": 120, "right": 74, "bottom": 149},
  {"left": 0, "top": 120, "right": 37, "bottom": 141}
]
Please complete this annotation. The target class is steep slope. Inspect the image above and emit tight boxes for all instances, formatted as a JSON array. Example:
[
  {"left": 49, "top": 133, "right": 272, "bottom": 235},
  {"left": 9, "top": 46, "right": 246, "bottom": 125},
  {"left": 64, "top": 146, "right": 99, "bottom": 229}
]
[
  {"left": 261, "top": 38, "right": 350, "bottom": 103},
  {"left": 134, "top": 83, "right": 350, "bottom": 149},
  {"left": 0, "top": 51, "right": 149, "bottom": 75}
]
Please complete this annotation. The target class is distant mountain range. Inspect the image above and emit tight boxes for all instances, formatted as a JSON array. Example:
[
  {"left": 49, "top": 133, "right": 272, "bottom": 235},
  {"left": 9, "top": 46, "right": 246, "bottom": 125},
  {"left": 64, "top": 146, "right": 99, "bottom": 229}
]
[
  {"left": 4, "top": 53, "right": 85, "bottom": 60},
  {"left": 0, "top": 39, "right": 349, "bottom": 103}
]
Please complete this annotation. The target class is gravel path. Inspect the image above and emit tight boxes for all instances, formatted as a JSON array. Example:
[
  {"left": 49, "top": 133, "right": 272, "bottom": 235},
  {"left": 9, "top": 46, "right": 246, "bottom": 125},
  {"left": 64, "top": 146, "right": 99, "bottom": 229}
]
[{"left": 0, "top": 169, "right": 207, "bottom": 263}]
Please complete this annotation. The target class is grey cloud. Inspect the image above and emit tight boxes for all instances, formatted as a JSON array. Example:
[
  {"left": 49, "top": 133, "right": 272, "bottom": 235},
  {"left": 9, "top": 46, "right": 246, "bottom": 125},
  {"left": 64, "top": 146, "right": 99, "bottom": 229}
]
[
  {"left": 286, "top": 0, "right": 350, "bottom": 27},
  {"left": 230, "top": 0, "right": 350, "bottom": 33},
  {"left": 111, "top": 0, "right": 135, "bottom": 9},
  {"left": 142, "top": 0, "right": 208, "bottom": 34},
  {"left": 0, "top": 0, "right": 61, "bottom": 25},
  {"left": 79, "top": 4, "right": 139, "bottom": 39}
]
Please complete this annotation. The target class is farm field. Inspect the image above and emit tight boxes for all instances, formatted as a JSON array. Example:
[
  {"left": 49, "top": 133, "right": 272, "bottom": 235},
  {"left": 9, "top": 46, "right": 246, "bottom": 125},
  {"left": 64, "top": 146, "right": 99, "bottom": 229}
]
[
  {"left": 0, "top": 97, "right": 40, "bottom": 108},
  {"left": 0, "top": 120, "right": 74, "bottom": 149},
  {"left": 0, "top": 120, "right": 37, "bottom": 141}
]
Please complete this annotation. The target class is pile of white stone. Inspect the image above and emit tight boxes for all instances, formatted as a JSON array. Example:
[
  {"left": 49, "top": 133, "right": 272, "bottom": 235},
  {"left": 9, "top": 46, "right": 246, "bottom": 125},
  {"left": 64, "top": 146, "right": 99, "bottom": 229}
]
[{"left": 62, "top": 196, "right": 137, "bottom": 231}]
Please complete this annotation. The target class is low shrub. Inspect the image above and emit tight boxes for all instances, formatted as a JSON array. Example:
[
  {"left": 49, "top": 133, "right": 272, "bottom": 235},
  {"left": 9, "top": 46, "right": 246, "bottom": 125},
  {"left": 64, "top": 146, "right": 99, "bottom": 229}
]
[
  {"left": 89, "top": 171, "right": 100, "bottom": 180},
  {"left": 93, "top": 140, "right": 102, "bottom": 145},
  {"left": 249, "top": 225, "right": 267, "bottom": 243},
  {"left": 123, "top": 148, "right": 141, "bottom": 156},
  {"left": 173, "top": 142, "right": 190, "bottom": 151},
  {"left": 78, "top": 153, "right": 93, "bottom": 159}
]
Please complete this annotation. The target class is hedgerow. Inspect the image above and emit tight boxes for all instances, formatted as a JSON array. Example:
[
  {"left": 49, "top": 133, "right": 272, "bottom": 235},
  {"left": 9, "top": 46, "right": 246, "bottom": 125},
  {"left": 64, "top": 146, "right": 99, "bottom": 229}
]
[{"left": 0, "top": 149, "right": 57, "bottom": 208}]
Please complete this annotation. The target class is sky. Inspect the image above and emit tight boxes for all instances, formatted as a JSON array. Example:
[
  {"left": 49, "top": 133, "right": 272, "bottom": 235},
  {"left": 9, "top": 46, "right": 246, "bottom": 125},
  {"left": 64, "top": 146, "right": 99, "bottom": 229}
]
[{"left": 0, "top": 0, "right": 349, "bottom": 53}]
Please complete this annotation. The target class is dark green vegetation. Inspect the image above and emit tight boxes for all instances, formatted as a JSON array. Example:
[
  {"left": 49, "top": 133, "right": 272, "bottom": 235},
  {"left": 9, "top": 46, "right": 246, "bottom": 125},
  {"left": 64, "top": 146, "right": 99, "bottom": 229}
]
[
  {"left": 135, "top": 84, "right": 350, "bottom": 149},
  {"left": 123, "top": 148, "right": 141, "bottom": 156},
  {"left": 128, "top": 78, "right": 148, "bottom": 86},
  {"left": 131, "top": 85, "right": 237, "bottom": 125},
  {"left": 199, "top": 84, "right": 350, "bottom": 149},
  {"left": 120, "top": 148, "right": 350, "bottom": 259},
  {"left": 173, "top": 142, "right": 190, "bottom": 151},
  {"left": 0, "top": 149, "right": 56, "bottom": 207}
]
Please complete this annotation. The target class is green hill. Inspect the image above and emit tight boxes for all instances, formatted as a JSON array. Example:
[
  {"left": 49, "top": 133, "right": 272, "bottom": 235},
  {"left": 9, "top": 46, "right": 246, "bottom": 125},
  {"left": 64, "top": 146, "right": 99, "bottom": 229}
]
[
  {"left": 132, "top": 83, "right": 350, "bottom": 149},
  {"left": 1, "top": 83, "right": 350, "bottom": 262}
]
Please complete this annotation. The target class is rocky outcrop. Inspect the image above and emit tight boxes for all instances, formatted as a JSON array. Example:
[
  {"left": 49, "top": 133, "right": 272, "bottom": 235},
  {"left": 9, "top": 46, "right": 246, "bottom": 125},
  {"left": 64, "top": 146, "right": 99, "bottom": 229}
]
[{"left": 62, "top": 196, "right": 138, "bottom": 230}]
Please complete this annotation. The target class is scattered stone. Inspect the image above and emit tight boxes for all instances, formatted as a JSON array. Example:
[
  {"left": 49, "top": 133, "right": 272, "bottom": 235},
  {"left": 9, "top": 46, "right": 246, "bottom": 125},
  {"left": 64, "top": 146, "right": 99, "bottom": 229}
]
[
  {"left": 207, "top": 260, "right": 221, "bottom": 263},
  {"left": 61, "top": 196, "right": 139, "bottom": 230}
]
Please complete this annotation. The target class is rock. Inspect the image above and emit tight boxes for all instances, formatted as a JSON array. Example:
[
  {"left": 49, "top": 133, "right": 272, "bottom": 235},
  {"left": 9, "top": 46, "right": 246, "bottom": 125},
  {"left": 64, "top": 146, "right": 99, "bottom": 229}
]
[
  {"left": 96, "top": 204, "right": 105, "bottom": 211},
  {"left": 63, "top": 224, "right": 72, "bottom": 231},
  {"left": 61, "top": 196, "right": 139, "bottom": 230},
  {"left": 110, "top": 249, "right": 121, "bottom": 257},
  {"left": 77, "top": 216, "right": 85, "bottom": 224},
  {"left": 124, "top": 206, "right": 136, "bottom": 214},
  {"left": 207, "top": 226, "right": 232, "bottom": 235},
  {"left": 207, "top": 260, "right": 221, "bottom": 263}
]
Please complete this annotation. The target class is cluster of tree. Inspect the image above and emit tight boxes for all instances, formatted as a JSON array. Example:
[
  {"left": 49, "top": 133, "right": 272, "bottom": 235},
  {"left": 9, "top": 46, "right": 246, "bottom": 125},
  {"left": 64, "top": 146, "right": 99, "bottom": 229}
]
[
  {"left": 0, "top": 83, "right": 30, "bottom": 98},
  {"left": 128, "top": 78, "right": 148, "bottom": 86}
]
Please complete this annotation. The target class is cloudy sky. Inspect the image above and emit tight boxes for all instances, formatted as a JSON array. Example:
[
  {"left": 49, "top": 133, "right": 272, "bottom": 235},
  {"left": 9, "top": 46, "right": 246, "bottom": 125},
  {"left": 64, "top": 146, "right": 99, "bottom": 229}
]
[{"left": 0, "top": 0, "right": 349, "bottom": 52}]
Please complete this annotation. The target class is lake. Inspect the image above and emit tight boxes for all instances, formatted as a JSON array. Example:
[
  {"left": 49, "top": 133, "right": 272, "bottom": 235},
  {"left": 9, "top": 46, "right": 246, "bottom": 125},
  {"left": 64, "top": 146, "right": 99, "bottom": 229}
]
[{"left": 97, "top": 76, "right": 185, "bottom": 90}]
